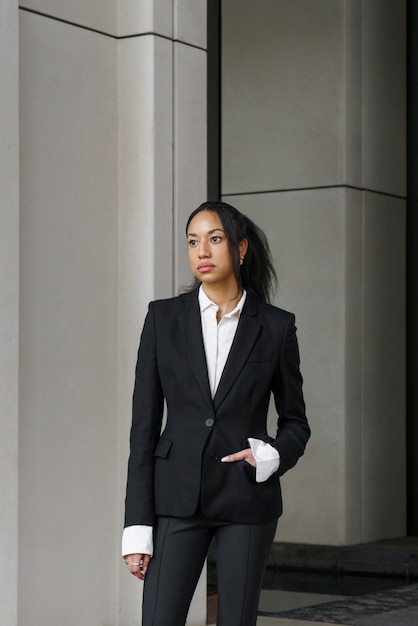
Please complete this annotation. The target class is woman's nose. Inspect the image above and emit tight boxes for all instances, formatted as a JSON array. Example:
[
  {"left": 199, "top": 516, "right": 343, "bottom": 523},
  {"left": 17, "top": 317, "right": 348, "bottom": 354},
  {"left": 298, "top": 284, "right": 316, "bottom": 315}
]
[{"left": 198, "top": 241, "right": 210, "bottom": 257}]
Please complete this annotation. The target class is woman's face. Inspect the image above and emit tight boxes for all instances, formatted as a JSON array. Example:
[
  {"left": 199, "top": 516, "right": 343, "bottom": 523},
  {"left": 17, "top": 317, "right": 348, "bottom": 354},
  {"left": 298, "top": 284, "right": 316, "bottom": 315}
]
[{"left": 187, "top": 210, "right": 240, "bottom": 290}]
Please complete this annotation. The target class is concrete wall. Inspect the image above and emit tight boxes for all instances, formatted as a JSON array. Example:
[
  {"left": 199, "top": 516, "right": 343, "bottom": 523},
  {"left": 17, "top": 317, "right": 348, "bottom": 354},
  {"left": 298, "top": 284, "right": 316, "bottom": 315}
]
[
  {"left": 222, "top": 0, "right": 406, "bottom": 545},
  {"left": 18, "top": 1, "right": 206, "bottom": 624},
  {"left": 0, "top": 1, "right": 19, "bottom": 624}
]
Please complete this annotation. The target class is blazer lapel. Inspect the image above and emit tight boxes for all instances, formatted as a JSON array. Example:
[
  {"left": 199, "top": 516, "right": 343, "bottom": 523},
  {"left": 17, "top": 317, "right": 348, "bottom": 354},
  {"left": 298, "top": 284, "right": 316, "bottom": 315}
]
[
  {"left": 214, "top": 295, "right": 261, "bottom": 410},
  {"left": 178, "top": 290, "right": 213, "bottom": 411}
]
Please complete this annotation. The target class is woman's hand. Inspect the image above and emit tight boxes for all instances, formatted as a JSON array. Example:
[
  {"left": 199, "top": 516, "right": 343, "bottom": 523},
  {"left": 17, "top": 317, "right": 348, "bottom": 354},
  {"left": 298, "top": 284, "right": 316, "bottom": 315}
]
[
  {"left": 123, "top": 553, "right": 151, "bottom": 580},
  {"left": 221, "top": 447, "right": 256, "bottom": 467}
]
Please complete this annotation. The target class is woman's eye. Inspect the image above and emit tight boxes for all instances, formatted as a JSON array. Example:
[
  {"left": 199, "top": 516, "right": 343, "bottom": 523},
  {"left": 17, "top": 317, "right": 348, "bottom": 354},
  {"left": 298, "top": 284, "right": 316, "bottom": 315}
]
[
  {"left": 211, "top": 236, "right": 221, "bottom": 243},
  {"left": 188, "top": 239, "right": 197, "bottom": 247}
]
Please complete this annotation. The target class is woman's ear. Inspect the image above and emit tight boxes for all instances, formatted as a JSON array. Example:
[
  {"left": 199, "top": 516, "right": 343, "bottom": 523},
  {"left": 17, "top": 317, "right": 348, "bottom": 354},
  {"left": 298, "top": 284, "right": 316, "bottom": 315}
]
[{"left": 239, "top": 239, "right": 248, "bottom": 258}]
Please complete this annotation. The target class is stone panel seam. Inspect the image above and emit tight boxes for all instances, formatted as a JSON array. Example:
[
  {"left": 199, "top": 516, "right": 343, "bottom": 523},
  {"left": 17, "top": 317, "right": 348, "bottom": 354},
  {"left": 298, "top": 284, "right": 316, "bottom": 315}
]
[
  {"left": 18, "top": 6, "right": 206, "bottom": 50},
  {"left": 223, "top": 185, "right": 406, "bottom": 201}
]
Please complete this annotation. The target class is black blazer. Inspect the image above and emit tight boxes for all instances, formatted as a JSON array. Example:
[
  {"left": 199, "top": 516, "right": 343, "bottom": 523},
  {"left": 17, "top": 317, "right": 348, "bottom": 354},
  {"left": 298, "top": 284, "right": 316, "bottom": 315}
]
[{"left": 124, "top": 288, "right": 310, "bottom": 527}]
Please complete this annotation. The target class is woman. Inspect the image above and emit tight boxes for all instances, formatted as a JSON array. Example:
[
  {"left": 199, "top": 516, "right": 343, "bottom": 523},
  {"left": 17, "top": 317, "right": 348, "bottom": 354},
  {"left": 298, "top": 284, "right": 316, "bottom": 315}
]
[{"left": 122, "top": 201, "right": 310, "bottom": 626}]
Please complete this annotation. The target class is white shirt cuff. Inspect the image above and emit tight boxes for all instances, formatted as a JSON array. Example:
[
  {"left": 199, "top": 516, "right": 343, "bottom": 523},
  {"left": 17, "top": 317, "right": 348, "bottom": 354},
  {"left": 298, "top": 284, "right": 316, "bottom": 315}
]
[
  {"left": 122, "top": 525, "right": 153, "bottom": 557},
  {"left": 248, "top": 437, "right": 280, "bottom": 482}
]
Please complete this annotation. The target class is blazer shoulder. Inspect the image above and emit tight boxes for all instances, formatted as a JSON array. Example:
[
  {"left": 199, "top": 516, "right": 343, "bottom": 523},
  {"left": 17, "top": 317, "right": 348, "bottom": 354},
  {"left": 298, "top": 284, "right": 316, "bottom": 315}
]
[
  {"left": 149, "top": 288, "right": 198, "bottom": 313},
  {"left": 252, "top": 298, "right": 295, "bottom": 324}
]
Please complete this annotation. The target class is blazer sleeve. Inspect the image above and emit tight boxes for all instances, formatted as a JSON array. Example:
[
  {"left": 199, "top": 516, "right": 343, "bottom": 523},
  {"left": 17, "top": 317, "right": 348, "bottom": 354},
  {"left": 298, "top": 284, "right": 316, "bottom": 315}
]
[
  {"left": 124, "top": 302, "right": 164, "bottom": 527},
  {"left": 270, "top": 314, "right": 310, "bottom": 475}
]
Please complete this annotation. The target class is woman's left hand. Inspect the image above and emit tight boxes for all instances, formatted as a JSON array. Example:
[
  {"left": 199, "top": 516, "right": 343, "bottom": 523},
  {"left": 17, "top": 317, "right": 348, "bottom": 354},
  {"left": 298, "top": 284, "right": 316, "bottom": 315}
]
[{"left": 221, "top": 448, "right": 256, "bottom": 467}]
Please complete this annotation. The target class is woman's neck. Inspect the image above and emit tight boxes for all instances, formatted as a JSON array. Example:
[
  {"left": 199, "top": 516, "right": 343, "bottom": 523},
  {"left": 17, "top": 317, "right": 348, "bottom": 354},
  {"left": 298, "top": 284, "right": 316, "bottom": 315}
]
[{"left": 201, "top": 284, "right": 243, "bottom": 319}]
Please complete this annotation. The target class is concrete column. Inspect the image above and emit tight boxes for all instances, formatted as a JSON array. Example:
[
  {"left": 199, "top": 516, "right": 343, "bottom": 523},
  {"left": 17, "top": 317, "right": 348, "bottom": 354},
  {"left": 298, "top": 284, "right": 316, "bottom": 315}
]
[
  {"left": 19, "top": 1, "right": 207, "bottom": 624},
  {"left": 0, "top": 2, "right": 19, "bottom": 624},
  {"left": 222, "top": 0, "right": 406, "bottom": 545},
  {"left": 173, "top": 0, "right": 207, "bottom": 291}
]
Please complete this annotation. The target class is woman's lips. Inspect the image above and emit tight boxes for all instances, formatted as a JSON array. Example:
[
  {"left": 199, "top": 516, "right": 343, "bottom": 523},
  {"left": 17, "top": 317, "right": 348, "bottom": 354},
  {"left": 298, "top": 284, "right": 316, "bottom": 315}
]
[{"left": 197, "top": 263, "right": 215, "bottom": 272}]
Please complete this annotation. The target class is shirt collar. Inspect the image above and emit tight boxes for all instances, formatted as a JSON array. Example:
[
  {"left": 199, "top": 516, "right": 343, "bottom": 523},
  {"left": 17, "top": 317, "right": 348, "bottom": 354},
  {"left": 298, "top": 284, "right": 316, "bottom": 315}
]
[{"left": 198, "top": 285, "right": 247, "bottom": 317}]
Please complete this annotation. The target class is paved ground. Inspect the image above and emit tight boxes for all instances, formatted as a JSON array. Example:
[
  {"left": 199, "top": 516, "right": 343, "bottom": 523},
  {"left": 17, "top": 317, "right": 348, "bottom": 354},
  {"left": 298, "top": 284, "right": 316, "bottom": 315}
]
[
  {"left": 209, "top": 582, "right": 418, "bottom": 625},
  {"left": 254, "top": 604, "right": 418, "bottom": 626},
  {"left": 257, "top": 617, "right": 335, "bottom": 626},
  {"left": 211, "top": 617, "right": 340, "bottom": 626},
  {"left": 210, "top": 619, "right": 340, "bottom": 625},
  {"left": 264, "top": 582, "right": 418, "bottom": 625}
]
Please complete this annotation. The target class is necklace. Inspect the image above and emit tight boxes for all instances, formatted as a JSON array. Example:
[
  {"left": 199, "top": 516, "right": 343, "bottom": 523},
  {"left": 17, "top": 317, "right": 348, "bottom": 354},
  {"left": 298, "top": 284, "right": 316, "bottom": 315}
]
[{"left": 216, "top": 292, "right": 242, "bottom": 322}]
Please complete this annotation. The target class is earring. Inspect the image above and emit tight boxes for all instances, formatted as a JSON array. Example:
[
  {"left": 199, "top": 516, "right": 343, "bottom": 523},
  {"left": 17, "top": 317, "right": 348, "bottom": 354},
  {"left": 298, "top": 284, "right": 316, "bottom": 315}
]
[{"left": 240, "top": 256, "right": 245, "bottom": 266}]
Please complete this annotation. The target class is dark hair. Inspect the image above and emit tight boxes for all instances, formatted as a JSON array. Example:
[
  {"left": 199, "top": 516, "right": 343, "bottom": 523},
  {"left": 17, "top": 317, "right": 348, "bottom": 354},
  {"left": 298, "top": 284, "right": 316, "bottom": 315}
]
[{"left": 185, "top": 201, "right": 277, "bottom": 304}]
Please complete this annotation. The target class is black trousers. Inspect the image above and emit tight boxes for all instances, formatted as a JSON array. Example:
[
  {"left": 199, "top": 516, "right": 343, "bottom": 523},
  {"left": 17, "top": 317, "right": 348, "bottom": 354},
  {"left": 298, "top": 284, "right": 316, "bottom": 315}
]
[{"left": 142, "top": 510, "right": 278, "bottom": 626}]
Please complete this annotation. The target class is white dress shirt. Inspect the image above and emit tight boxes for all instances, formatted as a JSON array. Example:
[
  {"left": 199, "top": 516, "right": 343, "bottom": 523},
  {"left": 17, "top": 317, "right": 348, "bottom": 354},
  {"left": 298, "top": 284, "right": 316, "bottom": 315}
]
[{"left": 122, "top": 287, "right": 280, "bottom": 557}]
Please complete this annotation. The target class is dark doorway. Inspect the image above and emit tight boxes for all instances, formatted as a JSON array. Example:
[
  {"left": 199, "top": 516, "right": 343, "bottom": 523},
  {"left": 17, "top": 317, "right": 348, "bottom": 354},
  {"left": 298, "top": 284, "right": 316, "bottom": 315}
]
[{"left": 407, "top": 0, "right": 418, "bottom": 535}]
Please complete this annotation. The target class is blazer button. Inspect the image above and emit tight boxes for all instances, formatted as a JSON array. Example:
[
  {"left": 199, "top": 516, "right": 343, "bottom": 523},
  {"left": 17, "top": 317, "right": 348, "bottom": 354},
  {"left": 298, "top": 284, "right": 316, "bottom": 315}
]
[{"left": 205, "top": 418, "right": 214, "bottom": 427}]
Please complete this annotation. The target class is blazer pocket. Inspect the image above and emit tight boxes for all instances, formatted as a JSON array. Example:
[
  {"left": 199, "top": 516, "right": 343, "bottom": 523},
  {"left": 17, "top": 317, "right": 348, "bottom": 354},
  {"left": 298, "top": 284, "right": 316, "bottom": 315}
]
[
  {"left": 154, "top": 437, "right": 173, "bottom": 459},
  {"left": 247, "top": 350, "right": 273, "bottom": 363},
  {"left": 241, "top": 460, "right": 257, "bottom": 483}
]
